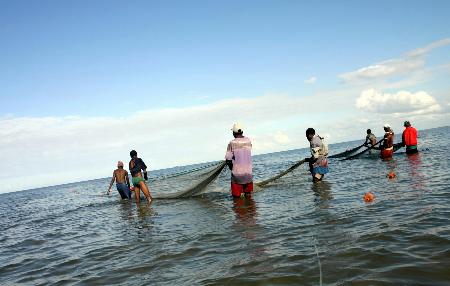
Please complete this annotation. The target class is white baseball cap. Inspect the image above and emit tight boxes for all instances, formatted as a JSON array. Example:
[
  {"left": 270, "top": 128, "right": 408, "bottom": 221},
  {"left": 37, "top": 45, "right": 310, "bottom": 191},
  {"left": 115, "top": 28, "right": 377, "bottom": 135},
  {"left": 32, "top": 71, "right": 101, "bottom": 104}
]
[
  {"left": 384, "top": 123, "right": 391, "bottom": 128},
  {"left": 231, "top": 123, "right": 244, "bottom": 133}
]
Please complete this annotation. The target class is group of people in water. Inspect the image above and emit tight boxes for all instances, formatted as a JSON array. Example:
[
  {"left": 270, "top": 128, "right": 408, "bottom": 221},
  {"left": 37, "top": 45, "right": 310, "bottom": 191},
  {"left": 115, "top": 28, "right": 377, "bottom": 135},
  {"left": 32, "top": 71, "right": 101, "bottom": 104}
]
[
  {"left": 107, "top": 150, "right": 153, "bottom": 203},
  {"left": 364, "top": 121, "right": 419, "bottom": 156},
  {"left": 107, "top": 121, "right": 419, "bottom": 203}
]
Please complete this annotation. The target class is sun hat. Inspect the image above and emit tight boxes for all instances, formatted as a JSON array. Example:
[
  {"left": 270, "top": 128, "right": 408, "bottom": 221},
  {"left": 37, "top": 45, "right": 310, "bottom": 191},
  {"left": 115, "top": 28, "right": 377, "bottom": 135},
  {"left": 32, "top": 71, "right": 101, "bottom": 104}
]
[
  {"left": 383, "top": 123, "right": 391, "bottom": 129},
  {"left": 231, "top": 123, "right": 244, "bottom": 133}
]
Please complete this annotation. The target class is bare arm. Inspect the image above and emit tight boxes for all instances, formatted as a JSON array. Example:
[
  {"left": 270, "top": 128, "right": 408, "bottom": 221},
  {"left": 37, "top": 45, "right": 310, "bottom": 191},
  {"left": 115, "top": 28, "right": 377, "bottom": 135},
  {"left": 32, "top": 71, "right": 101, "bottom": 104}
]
[
  {"left": 107, "top": 171, "right": 116, "bottom": 194},
  {"left": 126, "top": 171, "right": 130, "bottom": 188}
]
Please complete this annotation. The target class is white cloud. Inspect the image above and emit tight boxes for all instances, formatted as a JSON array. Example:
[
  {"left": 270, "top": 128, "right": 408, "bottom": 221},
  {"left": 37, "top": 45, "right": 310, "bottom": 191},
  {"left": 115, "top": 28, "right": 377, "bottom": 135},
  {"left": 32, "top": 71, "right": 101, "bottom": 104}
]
[
  {"left": 339, "top": 38, "right": 450, "bottom": 83},
  {"left": 0, "top": 95, "right": 321, "bottom": 193},
  {"left": 304, "top": 76, "right": 317, "bottom": 84},
  {"left": 340, "top": 58, "right": 424, "bottom": 82},
  {"left": 274, "top": 131, "right": 292, "bottom": 144},
  {"left": 356, "top": 89, "right": 441, "bottom": 115},
  {"left": 406, "top": 38, "right": 450, "bottom": 57},
  {"left": 1, "top": 86, "right": 448, "bottom": 194}
]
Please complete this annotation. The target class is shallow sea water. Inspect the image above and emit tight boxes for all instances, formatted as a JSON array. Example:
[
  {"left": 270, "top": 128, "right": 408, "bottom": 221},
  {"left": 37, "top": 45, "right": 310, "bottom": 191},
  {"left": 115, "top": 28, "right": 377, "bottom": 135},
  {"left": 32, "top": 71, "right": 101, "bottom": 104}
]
[{"left": 1, "top": 126, "right": 449, "bottom": 285}]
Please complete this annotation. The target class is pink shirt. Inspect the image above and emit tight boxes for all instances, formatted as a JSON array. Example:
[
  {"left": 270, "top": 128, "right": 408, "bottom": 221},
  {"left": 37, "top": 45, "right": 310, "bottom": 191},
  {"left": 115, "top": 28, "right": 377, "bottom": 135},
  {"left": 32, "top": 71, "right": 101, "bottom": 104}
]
[{"left": 225, "top": 136, "right": 253, "bottom": 184}]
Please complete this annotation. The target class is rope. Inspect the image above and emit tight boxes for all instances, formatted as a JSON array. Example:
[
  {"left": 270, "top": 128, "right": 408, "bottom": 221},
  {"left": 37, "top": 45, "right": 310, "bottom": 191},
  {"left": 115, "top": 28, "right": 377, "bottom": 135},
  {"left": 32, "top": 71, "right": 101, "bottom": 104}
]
[
  {"left": 313, "top": 237, "right": 323, "bottom": 286},
  {"left": 342, "top": 140, "right": 406, "bottom": 160},
  {"left": 342, "top": 139, "right": 383, "bottom": 160}
]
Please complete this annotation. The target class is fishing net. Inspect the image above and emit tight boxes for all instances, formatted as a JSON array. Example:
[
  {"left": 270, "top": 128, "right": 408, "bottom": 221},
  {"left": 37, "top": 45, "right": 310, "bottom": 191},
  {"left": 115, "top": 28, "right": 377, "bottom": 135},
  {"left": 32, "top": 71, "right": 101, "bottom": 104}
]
[
  {"left": 393, "top": 142, "right": 404, "bottom": 152},
  {"left": 343, "top": 141, "right": 404, "bottom": 160},
  {"left": 148, "top": 157, "right": 307, "bottom": 197},
  {"left": 328, "top": 143, "right": 365, "bottom": 158},
  {"left": 151, "top": 161, "right": 226, "bottom": 199},
  {"left": 255, "top": 159, "right": 306, "bottom": 188}
]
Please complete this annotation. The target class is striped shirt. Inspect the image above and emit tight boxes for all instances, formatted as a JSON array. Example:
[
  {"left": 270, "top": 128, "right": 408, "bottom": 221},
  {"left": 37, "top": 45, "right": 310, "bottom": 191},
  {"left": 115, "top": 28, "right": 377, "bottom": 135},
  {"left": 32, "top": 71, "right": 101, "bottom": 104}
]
[{"left": 225, "top": 136, "right": 253, "bottom": 184}]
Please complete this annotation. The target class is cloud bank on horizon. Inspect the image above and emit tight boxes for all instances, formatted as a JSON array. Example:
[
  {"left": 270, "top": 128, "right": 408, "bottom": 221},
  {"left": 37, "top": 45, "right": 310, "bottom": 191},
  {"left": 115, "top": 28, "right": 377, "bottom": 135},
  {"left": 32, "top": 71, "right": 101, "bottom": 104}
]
[{"left": 1, "top": 37, "right": 450, "bottom": 193}]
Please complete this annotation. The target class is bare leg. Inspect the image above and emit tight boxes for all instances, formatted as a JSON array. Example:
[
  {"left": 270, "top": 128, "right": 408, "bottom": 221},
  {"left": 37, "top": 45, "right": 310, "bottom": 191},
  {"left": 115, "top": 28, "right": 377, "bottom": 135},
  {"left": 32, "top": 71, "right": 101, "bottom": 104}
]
[
  {"left": 139, "top": 181, "right": 153, "bottom": 203},
  {"left": 134, "top": 185, "right": 141, "bottom": 204},
  {"left": 313, "top": 173, "right": 323, "bottom": 182}
]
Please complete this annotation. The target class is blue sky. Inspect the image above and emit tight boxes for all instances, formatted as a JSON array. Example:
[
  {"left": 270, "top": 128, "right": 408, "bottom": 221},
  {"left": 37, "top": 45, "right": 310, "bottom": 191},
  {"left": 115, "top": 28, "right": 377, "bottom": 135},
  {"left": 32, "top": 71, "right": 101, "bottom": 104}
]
[{"left": 1, "top": 1, "right": 449, "bottom": 193}]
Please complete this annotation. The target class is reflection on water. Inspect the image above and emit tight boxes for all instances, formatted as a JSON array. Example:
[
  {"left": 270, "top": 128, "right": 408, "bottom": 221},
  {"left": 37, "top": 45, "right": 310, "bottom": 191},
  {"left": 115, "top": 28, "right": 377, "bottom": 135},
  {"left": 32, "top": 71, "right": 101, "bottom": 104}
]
[
  {"left": 312, "top": 181, "right": 333, "bottom": 207},
  {"left": 1, "top": 127, "right": 450, "bottom": 285},
  {"left": 232, "top": 196, "right": 257, "bottom": 225},
  {"left": 406, "top": 152, "right": 427, "bottom": 191}
]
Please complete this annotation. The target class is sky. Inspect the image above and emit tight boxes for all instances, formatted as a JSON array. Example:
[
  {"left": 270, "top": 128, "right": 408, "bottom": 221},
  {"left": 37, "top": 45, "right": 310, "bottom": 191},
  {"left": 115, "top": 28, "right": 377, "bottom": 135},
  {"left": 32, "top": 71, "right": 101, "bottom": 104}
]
[{"left": 1, "top": 0, "right": 449, "bottom": 193}]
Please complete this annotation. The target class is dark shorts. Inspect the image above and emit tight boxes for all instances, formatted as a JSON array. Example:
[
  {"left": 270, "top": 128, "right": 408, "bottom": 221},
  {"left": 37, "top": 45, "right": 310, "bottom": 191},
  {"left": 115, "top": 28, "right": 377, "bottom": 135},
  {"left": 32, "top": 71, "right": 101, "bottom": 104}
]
[
  {"left": 116, "top": 183, "right": 131, "bottom": 199},
  {"left": 406, "top": 145, "right": 418, "bottom": 154},
  {"left": 231, "top": 182, "right": 254, "bottom": 197}
]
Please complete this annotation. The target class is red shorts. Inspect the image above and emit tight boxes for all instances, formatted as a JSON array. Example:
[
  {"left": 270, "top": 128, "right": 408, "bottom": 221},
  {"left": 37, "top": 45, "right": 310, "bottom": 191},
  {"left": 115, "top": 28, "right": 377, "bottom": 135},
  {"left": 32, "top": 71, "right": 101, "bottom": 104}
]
[
  {"left": 381, "top": 148, "right": 393, "bottom": 159},
  {"left": 231, "top": 182, "right": 254, "bottom": 197}
]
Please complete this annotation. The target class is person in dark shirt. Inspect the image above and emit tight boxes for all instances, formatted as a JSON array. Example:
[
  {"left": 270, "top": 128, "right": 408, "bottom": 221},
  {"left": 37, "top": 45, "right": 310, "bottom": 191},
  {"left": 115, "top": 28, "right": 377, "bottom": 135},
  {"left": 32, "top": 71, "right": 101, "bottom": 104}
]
[{"left": 129, "top": 150, "right": 153, "bottom": 204}]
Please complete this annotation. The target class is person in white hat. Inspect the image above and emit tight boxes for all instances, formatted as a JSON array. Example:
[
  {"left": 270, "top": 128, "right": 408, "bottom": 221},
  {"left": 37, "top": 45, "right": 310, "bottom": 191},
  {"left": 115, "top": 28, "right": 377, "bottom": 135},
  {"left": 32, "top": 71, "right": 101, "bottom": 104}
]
[
  {"left": 107, "top": 160, "right": 132, "bottom": 199},
  {"left": 380, "top": 124, "right": 395, "bottom": 159},
  {"left": 225, "top": 123, "right": 254, "bottom": 198}
]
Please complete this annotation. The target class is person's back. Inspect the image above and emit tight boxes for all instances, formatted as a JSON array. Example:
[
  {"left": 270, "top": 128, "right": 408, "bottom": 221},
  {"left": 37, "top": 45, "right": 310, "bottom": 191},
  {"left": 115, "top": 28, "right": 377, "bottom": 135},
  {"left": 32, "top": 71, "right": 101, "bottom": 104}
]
[
  {"left": 402, "top": 121, "right": 418, "bottom": 154},
  {"left": 115, "top": 168, "right": 128, "bottom": 183},
  {"left": 129, "top": 157, "right": 147, "bottom": 177},
  {"left": 365, "top": 129, "right": 377, "bottom": 146},
  {"left": 225, "top": 123, "right": 253, "bottom": 198},
  {"left": 128, "top": 150, "right": 152, "bottom": 204},
  {"left": 227, "top": 136, "right": 253, "bottom": 184},
  {"left": 107, "top": 161, "right": 131, "bottom": 199}
]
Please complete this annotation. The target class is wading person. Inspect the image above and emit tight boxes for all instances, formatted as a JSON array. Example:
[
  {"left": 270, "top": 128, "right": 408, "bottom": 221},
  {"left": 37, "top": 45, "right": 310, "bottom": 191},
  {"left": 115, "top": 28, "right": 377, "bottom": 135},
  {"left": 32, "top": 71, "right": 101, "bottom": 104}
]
[
  {"left": 402, "top": 121, "right": 418, "bottom": 154},
  {"left": 129, "top": 150, "right": 153, "bottom": 204},
  {"left": 225, "top": 123, "right": 253, "bottom": 198},
  {"left": 305, "top": 128, "right": 329, "bottom": 182},
  {"left": 364, "top": 129, "right": 377, "bottom": 147},
  {"left": 380, "top": 124, "right": 394, "bottom": 159},
  {"left": 107, "top": 161, "right": 132, "bottom": 199}
]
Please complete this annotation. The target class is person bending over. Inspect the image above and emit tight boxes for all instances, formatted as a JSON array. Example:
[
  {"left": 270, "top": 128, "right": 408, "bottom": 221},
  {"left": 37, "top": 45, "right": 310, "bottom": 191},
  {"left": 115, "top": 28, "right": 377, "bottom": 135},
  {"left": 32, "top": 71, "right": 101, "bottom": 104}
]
[
  {"left": 364, "top": 129, "right": 377, "bottom": 147},
  {"left": 305, "top": 128, "right": 329, "bottom": 182}
]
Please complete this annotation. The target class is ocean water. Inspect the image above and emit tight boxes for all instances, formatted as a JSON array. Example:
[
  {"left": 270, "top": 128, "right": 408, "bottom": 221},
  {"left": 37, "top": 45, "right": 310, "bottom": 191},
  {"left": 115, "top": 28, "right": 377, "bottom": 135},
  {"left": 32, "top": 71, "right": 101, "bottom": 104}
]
[{"left": 1, "top": 126, "right": 449, "bottom": 285}]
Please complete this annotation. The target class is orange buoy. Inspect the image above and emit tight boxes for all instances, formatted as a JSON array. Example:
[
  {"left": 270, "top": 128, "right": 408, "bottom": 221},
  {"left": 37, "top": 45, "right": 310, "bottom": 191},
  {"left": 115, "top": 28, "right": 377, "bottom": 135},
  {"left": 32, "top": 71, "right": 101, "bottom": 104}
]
[
  {"left": 364, "top": 192, "right": 375, "bottom": 202},
  {"left": 387, "top": 171, "right": 396, "bottom": 179}
]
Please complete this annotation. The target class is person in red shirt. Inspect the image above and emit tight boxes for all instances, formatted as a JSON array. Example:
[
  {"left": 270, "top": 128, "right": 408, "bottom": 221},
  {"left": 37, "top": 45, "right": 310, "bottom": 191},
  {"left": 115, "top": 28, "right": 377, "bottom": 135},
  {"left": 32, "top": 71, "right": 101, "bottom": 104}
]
[{"left": 402, "top": 121, "right": 418, "bottom": 154}]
